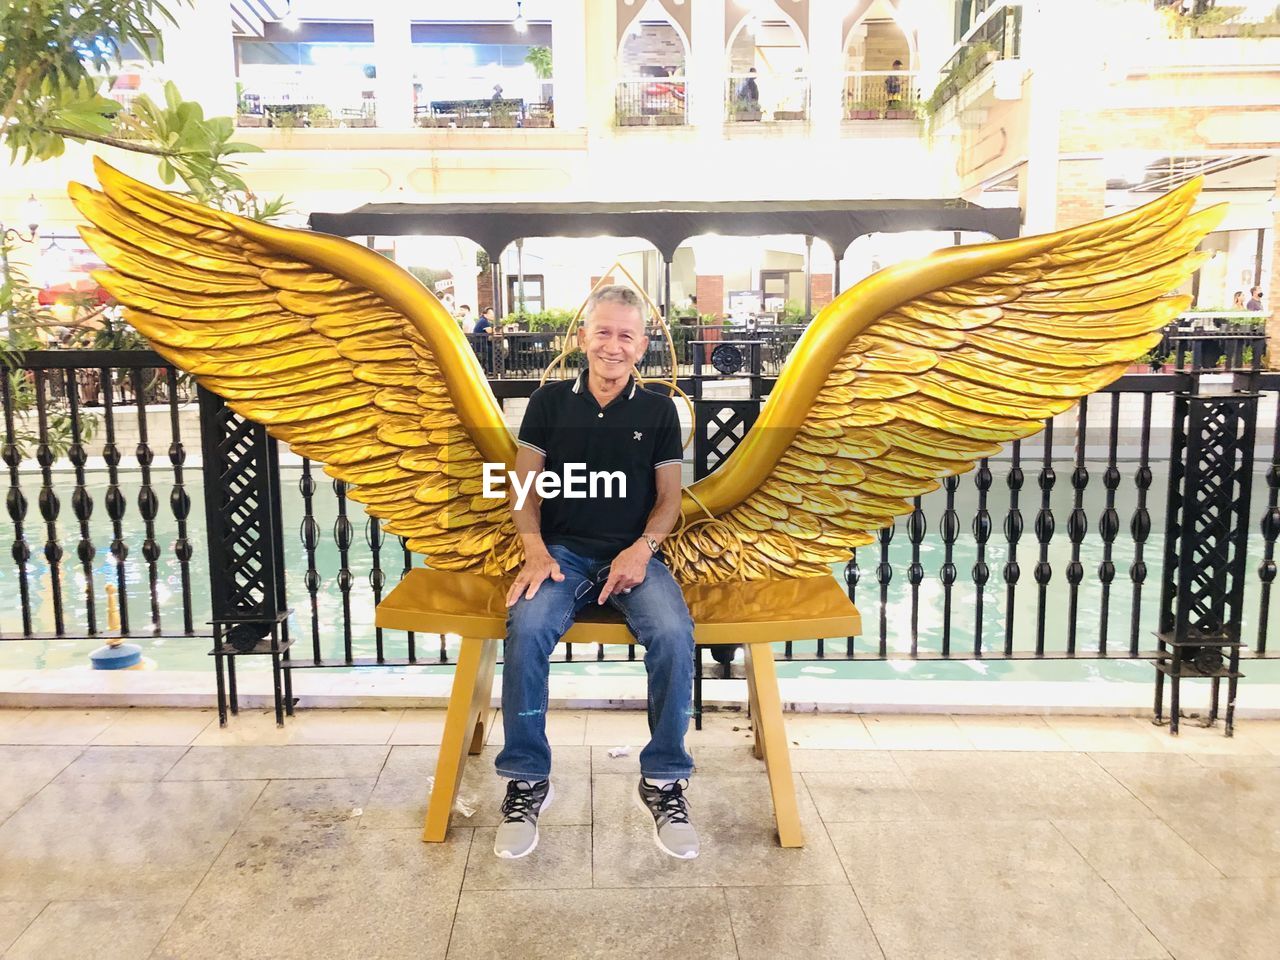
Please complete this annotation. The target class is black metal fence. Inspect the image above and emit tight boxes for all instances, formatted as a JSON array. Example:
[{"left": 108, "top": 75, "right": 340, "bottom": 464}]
[
  {"left": 614, "top": 78, "right": 687, "bottom": 126},
  {"left": 2, "top": 326, "right": 1277, "bottom": 723},
  {"left": 469, "top": 324, "right": 806, "bottom": 380}
]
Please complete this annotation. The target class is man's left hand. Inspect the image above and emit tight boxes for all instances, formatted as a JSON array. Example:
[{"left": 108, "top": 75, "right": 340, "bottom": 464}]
[{"left": 598, "top": 541, "right": 653, "bottom": 604}]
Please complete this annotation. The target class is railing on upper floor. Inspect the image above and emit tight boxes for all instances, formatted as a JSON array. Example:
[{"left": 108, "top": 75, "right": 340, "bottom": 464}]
[
  {"left": 842, "top": 71, "right": 921, "bottom": 120},
  {"left": 1153, "top": 0, "right": 1280, "bottom": 39},
  {"left": 723, "top": 73, "right": 810, "bottom": 123},
  {"left": 415, "top": 96, "right": 553, "bottom": 129},
  {"left": 614, "top": 77, "right": 688, "bottom": 126},
  {"left": 234, "top": 95, "right": 377, "bottom": 128}
]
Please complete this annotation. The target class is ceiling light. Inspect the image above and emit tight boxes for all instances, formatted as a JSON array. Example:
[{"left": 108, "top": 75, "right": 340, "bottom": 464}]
[
  {"left": 282, "top": 2, "right": 300, "bottom": 31},
  {"left": 513, "top": 1, "right": 528, "bottom": 33}
]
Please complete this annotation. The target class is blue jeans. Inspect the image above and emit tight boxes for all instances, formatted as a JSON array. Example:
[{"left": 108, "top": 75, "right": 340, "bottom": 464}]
[{"left": 495, "top": 543, "right": 696, "bottom": 782}]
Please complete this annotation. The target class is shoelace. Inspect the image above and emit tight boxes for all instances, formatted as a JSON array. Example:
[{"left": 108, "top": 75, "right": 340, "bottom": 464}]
[
  {"left": 500, "top": 780, "right": 544, "bottom": 823},
  {"left": 645, "top": 780, "right": 691, "bottom": 826}
]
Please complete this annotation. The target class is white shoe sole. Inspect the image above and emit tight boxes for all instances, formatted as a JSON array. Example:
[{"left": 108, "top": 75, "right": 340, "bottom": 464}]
[
  {"left": 633, "top": 784, "right": 699, "bottom": 860},
  {"left": 494, "top": 781, "right": 554, "bottom": 859}
]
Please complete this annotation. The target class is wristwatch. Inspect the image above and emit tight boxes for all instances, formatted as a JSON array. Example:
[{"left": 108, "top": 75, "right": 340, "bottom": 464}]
[{"left": 642, "top": 534, "right": 660, "bottom": 555}]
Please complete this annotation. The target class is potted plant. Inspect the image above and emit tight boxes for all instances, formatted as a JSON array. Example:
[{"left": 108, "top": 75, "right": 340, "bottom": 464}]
[
  {"left": 731, "top": 97, "right": 762, "bottom": 122},
  {"left": 490, "top": 104, "right": 517, "bottom": 128},
  {"left": 308, "top": 104, "right": 334, "bottom": 127},
  {"left": 884, "top": 100, "right": 918, "bottom": 120},
  {"left": 847, "top": 99, "right": 880, "bottom": 120},
  {"left": 615, "top": 107, "right": 646, "bottom": 126},
  {"left": 773, "top": 107, "right": 805, "bottom": 121},
  {"left": 524, "top": 42, "right": 555, "bottom": 107},
  {"left": 272, "top": 106, "right": 302, "bottom": 128},
  {"left": 459, "top": 106, "right": 485, "bottom": 128},
  {"left": 922, "top": 40, "right": 997, "bottom": 127}
]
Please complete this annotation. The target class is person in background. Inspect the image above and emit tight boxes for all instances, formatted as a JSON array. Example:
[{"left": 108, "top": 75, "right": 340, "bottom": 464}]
[
  {"left": 1232, "top": 291, "right": 1246, "bottom": 311},
  {"left": 737, "top": 67, "right": 759, "bottom": 107},
  {"left": 885, "top": 59, "right": 904, "bottom": 108},
  {"left": 456, "top": 304, "right": 474, "bottom": 333},
  {"left": 1247, "top": 286, "right": 1264, "bottom": 312},
  {"left": 473, "top": 307, "right": 496, "bottom": 371}
]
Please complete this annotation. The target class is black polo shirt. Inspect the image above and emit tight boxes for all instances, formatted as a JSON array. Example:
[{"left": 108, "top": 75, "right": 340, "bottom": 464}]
[{"left": 518, "top": 370, "right": 682, "bottom": 559}]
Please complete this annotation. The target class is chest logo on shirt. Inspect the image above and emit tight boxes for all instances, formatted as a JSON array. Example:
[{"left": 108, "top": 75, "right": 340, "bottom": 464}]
[{"left": 634, "top": 431, "right": 643, "bottom": 441}]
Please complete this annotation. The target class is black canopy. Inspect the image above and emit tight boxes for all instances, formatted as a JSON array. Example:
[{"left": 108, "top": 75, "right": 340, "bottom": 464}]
[{"left": 308, "top": 198, "right": 1022, "bottom": 261}]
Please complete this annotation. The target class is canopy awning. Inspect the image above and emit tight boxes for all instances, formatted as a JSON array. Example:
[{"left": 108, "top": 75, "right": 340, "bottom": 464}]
[{"left": 308, "top": 198, "right": 1022, "bottom": 261}]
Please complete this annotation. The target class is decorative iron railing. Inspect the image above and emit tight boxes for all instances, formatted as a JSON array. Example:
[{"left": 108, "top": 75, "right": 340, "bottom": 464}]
[
  {"left": 614, "top": 78, "right": 687, "bottom": 126},
  {"left": 842, "top": 71, "right": 921, "bottom": 120},
  {"left": 724, "top": 72, "right": 810, "bottom": 122},
  {"left": 2, "top": 324, "right": 1276, "bottom": 726},
  {"left": 467, "top": 324, "right": 806, "bottom": 379}
]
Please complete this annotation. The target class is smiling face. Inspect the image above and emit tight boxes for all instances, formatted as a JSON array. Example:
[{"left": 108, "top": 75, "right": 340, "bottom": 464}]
[{"left": 578, "top": 297, "right": 648, "bottom": 382}]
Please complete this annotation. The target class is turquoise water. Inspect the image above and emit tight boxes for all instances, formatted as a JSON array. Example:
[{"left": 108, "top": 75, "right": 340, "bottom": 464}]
[{"left": 3, "top": 463, "right": 1278, "bottom": 684}]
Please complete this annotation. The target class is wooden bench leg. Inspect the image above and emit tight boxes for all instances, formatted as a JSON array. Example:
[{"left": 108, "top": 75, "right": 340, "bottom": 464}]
[
  {"left": 423, "top": 637, "right": 497, "bottom": 843},
  {"left": 744, "top": 650, "right": 765, "bottom": 761},
  {"left": 469, "top": 652, "right": 498, "bottom": 756},
  {"left": 744, "top": 642, "right": 803, "bottom": 848}
]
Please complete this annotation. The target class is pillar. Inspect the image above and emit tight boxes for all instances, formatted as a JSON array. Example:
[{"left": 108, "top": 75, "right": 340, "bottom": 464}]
[
  {"left": 688, "top": 0, "right": 726, "bottom": 130},
  {"left": 1019, "top": 2, "right": 1066, "bottom": 235},
  {"left": 696, "top": 275, "right": 725, "bottom": 317},
  {"left": 552, "top": 0, "right": 588, "bottom": 128},
  {"left": 583, "top": 1, "right": 617, "bottom": 131},
  {"left": 811, "top": 273, "right": 834, "bottom": 311},
  {"left": 373, "top": 2, "right": 415, "bottom": 129},
  {"left": 811, "top": 1, "right": 847, "bottom": 135},
  {"left": 159, "top": 0, "right": 236, "bottom": 117},
  {"left": 1054, "top": 158, "right": 1105, "bottom": 230}
]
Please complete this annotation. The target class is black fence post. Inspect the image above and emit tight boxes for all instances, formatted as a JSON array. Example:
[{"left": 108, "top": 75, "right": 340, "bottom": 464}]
[
  {"left": 690, "top": 395, "right": 762, "bottom": 730},
  {"left": 1154, "top": 382, "right": 1258, "bottom": 736},
  {"left": 197, "top": 386, "right": 293, "bottom": 726}
]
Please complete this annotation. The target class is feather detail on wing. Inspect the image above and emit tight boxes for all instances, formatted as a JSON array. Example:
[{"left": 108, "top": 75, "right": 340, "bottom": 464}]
[
  {"left": 672, "top": 179, "right": 1224, "bottom": 581},
  {"left": 71, "top": 157, "right": 522, "bottom": 574}
]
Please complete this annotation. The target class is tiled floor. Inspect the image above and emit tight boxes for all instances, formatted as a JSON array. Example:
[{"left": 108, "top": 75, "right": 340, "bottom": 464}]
[{"left": 1, "top": 706, "right": 1278, "bottom": 959}]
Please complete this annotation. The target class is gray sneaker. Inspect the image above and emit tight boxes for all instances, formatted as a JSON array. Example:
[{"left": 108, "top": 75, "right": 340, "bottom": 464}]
[
  {"left": 493, "top": 779, "right": 553, "bottom": 859},
  {"left": 636, "top": 777, "right": 699, "bottom": 859}
]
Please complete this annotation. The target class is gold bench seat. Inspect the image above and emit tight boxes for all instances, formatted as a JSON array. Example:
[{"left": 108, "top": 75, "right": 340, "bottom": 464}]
[{"left": 376, "top": 569, "right": 861, "bottom": 847}]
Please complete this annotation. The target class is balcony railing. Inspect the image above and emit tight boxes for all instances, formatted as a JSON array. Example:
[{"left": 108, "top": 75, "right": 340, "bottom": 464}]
[
  {"left": 235, "top": 97, "right": 377, "bottom": 128},
  {"left": 614, "top": 78, "right": 688, "bottom": 126},
  {"left": 414, "top": 95, "right": 553, "bottom": 129},
  {"left": 723, "top": 73, "right": 810, "bottom": 123},
  {"left": 842, "top": 71, "right": 921, "bottom": 120},
  {"left": 1154, "top": 0, "right": 1280, "bottom": 38}
]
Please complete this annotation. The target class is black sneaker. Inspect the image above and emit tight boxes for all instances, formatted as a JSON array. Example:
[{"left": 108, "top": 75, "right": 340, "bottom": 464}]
[
  {"left": 493, "top": 778, "right": 553, "bottom": 859},
  {"left": 635, "top": 777, "right": 700, "bottom": 859}
]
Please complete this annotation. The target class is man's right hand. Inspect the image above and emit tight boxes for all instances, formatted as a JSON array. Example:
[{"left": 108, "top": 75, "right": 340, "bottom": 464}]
[{"left": 505, "top": 550, "right": 565, "bottom": 607}]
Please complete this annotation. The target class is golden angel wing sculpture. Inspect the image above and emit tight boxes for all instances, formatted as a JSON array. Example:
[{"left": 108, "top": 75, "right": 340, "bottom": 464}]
[
  {"left": 71, "top": 158, "right": 1222, "bottom": 583},
  {"left": 72, "top": 157, "right": 524, "bottom": 573},
  {"left": 670, "top": 179, "right": 1223, "bottom": 581}
]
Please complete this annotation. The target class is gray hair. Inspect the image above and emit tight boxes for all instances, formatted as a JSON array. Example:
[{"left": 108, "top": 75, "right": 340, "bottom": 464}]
[{"left": 583, "top": 284, "right": 646, "bottom": 328}]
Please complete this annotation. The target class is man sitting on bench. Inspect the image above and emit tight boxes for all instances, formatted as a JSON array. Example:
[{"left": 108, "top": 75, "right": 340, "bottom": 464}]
[{"left": 494, "top": 285, "right": 698, "bottom": 860}]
